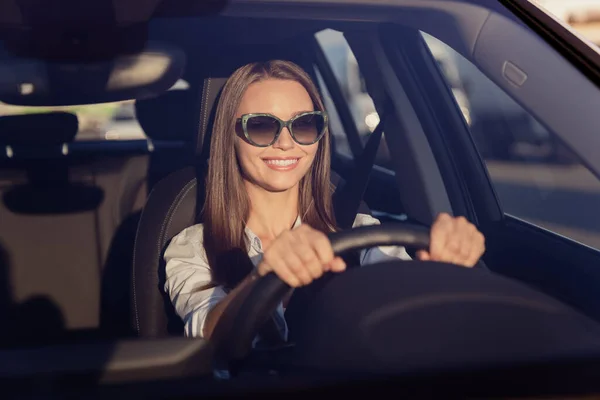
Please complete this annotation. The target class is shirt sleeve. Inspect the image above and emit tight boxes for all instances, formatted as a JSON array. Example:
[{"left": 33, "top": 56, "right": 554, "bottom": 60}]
[
  {"left": 352, "top": 213, "right": 413, "bottom": 264},
  {"left": 163, "top": 225, "right": 226, "bottom": 338}
]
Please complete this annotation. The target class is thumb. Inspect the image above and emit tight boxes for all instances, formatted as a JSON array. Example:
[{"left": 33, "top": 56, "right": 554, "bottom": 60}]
[
  {"left": 415, "top": 250, "right": 431, "bottom": 261},
  {"left": 330, "top": 256, "right": 347, "bottom": 272}
]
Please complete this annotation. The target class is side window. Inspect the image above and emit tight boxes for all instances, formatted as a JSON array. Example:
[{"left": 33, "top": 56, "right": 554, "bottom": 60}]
[
  {"left": 421, "top": 31, "right": 600, "bottom": 250},
  {"left": 314, "top": 29, "right": 392, "bottom": 171}
]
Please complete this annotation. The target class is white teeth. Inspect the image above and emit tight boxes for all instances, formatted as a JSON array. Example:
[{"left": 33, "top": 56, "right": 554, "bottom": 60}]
[{"left": 264, "top": 159, "right": 298, "bottom": 166}]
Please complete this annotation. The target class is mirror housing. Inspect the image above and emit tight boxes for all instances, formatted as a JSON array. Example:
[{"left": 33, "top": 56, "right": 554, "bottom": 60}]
[{"left": 0, "top": 41, "right": 185, "bottom": 106}]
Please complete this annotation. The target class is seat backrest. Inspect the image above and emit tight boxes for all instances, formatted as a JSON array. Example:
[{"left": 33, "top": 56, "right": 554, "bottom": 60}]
[{"left": 131, "top": 166, "right": 198, "bottom": 337}]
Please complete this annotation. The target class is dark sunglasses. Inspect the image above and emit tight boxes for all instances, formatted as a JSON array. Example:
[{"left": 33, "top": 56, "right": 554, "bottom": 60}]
[{"left": 236, "top": 111, "right": 328, "bottom": 147}]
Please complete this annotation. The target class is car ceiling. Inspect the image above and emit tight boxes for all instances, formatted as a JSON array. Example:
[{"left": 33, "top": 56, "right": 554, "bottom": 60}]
[
  {"left": 0, "top": 0, "right": 509, "bottom": 25},
  {"left": 0, "top": 1, "right": 504, "bottom": 62}
]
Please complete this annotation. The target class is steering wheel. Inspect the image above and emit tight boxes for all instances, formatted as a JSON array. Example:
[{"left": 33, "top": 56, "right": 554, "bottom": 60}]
[
  {"left": 212, "top": 222, "right": 600, "bottom": 379},
  {"left": 215, "top": 222, "right": 432, "bottom": 364}
]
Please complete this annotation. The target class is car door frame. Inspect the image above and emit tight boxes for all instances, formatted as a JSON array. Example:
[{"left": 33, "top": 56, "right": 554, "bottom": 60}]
[
  {"left": 309, "top": 26, "right": 410, "bottom": 220},
  {"left": 377, "top": 19, "right": 600, "bottom": 324},
  {"left": 339, "top": 24, "right": 456, "bottom": 227}
]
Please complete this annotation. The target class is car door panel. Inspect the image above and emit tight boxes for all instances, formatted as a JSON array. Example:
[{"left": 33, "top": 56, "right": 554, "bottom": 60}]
[{"left": 482, "top": 216, "right": 600, "bottom": 322}]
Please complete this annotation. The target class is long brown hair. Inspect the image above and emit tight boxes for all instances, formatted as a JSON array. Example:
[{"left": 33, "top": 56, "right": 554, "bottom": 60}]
[{"left": 202, "top": 60, "right": 337, "bottom": 289}]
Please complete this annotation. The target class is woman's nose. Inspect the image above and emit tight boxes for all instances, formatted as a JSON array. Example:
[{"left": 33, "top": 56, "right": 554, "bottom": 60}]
[{"left": 272, "top": 127, "right": 295, "bottom": 150}]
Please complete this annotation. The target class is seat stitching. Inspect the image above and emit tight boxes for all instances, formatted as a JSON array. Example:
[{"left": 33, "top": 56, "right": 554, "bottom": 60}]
[
  {"left": 132, "top": 182, "right": 164, "bottom": 335},
  {"left": 132, "top": 177, "right": 196, "bottom": 336},
  {"left": 164, "top": 181, "right": 198, "bottom": 245},
  {"left": 156, "top": 180, "right": 197, "bottom": 334},
  {"left": 158, "top": 179, "right": 197, "bottom": 258},
  {"left": 153, "top": 178, "right": 196, "bottom": 334},
  {"left": 200, "top": 78, "right": 211, "bottom": 145}
]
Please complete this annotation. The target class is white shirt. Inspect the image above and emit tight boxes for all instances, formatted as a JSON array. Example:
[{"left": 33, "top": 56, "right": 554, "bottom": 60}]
[{"left": 163, "top": 213, "right": 412, "bottom": 341}]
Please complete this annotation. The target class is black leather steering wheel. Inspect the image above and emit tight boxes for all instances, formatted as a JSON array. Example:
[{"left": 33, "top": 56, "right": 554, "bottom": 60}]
[
  {"left": 213, "top": 222, "right": 600, "bottom": 379},
  {"left": 217, "top": 222, "right": 432, "bottom": 364}
]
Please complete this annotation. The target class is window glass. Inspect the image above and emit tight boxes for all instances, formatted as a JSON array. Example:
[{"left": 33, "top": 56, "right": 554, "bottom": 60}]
[
  {"left": 421, "top": 31, "right": 600, "bottom": 250},
  {"left": 0, "top": 79, "right": 189, "bottom": 142},
  {"left": 530, "top": 0, "right": 600, "bottom": 50},
  {"left": 314, "top": 29, "right": 392, "bottom": 170}
]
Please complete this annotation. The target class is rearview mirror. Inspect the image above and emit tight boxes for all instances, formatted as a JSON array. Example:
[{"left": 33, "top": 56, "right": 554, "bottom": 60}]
[{"left": 0, "top": 41, "right": 185, "bottom": 106}]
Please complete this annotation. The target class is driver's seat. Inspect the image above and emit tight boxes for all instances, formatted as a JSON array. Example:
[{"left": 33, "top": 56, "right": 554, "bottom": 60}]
[{"left": 130, "top": 72, "right": 226, "bottom": 338}]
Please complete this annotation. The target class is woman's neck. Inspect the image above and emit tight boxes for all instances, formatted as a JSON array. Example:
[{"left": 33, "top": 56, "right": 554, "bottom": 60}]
[{"left": 245, "top": 181, "right": 300, "bottom": 243}]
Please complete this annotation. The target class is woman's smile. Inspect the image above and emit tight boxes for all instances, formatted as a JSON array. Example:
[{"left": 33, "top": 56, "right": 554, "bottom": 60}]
[{"left": 262, "top": 156, "right": 301, "bottom": 171}]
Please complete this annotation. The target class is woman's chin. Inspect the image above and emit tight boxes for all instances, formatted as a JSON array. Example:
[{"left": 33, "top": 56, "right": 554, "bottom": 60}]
[
  {"left": 262, "top": 182, "right": 299, "bottom": 193},
  {"left": 255, "top": 175, "right": 301, "bottom": 193},
  {"left": 256, "top": 169, "right": 306, "bottom": 192}
]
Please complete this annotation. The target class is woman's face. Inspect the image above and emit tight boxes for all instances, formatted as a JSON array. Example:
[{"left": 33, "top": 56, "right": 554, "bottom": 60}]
[{"left": 234, "top": 78, "right": 320, "bottom": 193}]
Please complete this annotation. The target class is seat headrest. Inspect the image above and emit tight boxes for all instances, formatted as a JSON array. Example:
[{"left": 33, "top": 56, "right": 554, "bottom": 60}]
[
  {"left": 0, "top": 112, "right": 78, "bottom": 146},
  {"left": 135, "top": 90, "right": 197, "bottom": 142},
  {"left": 196, "top": 77, "right": 228, "bottom": 158}
]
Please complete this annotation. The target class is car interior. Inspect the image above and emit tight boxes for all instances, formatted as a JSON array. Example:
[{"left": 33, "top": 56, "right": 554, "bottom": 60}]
[{"left": 3, "top": 0, "right": 600, "bottom": 397}]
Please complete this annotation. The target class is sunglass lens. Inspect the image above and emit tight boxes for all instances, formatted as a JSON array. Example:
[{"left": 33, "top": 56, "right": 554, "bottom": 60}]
[
  {"left": 291, "top": 113, "right": 325, "bottom": 144},
  {"left": 245, "top": 115, "right": 280, "bottom": 146}
]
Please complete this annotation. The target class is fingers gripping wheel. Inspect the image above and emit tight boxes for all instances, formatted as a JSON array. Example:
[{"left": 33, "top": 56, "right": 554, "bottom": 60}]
[{"left": 215, "top": 223, "right": 432, "bottom": 367}]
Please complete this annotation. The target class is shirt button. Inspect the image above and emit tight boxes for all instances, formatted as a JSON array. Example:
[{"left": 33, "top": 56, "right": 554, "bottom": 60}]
[{"left": 254, "top": 237, "right": 262, "bottom": 252}]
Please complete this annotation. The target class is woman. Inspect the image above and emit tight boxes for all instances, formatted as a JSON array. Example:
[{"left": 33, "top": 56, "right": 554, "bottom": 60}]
[{"left": 164, "top": 60, "right": 485, "bottom": 343}]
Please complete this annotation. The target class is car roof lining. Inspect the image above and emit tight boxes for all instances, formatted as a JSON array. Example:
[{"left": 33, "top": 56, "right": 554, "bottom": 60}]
[
  {"left": 0, "top": 2, "right": 494, "bottom": 100},
  {"left": 148, "top": 4, "right": 492, "bottom": 52}
]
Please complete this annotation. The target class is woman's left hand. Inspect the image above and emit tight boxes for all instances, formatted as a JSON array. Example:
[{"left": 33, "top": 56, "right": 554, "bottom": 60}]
[{"left": 415, "top": 213, "right": 485, "bottom": 268}]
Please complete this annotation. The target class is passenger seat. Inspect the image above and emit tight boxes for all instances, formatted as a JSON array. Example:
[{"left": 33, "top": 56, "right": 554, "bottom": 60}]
[{"left": 0, "top": 112, "right": 149, "bottom": 345}]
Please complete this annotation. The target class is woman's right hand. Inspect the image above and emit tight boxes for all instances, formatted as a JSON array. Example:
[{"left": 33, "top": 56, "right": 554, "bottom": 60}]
[{"left": 257, "top": 224, "right": 347, "bottom": 287}]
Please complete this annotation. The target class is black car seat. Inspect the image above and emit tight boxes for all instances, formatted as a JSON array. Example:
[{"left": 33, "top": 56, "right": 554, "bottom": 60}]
[
  {"left": 130, "top": 50, "right": 372, "bottom": 339},
  {"left": 131, "top": 73, "right": 227, "bottom": 338}
]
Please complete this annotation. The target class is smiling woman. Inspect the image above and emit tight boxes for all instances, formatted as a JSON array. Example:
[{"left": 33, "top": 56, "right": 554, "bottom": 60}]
[{"left": 162, "top": 59, "right": 484, "bottom": 346}]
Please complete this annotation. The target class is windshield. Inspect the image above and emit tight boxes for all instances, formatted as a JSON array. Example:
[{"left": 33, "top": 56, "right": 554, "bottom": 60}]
[{"left": 4, "top": 0, "right": 600, "bottom": 394}]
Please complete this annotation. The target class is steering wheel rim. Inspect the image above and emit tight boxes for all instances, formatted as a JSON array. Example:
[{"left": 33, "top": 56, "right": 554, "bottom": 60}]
[{"left": 217, "top": 222, "right": 432, "bottom": 364}]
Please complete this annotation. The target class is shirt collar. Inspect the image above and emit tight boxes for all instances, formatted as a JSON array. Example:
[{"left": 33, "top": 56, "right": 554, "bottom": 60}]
[
  {"left": 292, "top": 214, "right": 302, "bottom": 229},
  {"left": 245, "top": 214, "right": 302, "bottom": 254}
]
